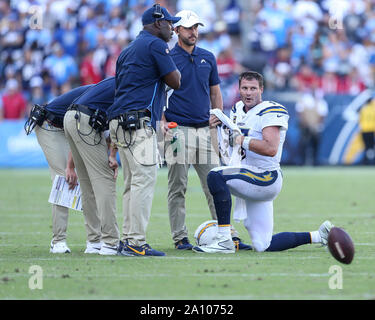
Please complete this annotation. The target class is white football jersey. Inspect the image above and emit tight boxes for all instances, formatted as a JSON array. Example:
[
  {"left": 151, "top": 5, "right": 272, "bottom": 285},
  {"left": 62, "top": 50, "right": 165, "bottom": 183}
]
[{"left": 230, "top": 100, "right": 289, "bottom": 170}]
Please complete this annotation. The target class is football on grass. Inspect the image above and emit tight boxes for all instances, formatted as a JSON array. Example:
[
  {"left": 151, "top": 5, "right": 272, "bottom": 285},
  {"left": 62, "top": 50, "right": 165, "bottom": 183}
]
[{"left": 327, "top": 227, "right": 355, "bottom": 264}]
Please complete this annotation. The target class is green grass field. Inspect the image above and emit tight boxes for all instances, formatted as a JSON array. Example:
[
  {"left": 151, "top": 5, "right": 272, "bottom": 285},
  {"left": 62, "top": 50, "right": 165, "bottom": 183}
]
[{"left": 0, "top": 166, "right": 374, "bottom": 300}]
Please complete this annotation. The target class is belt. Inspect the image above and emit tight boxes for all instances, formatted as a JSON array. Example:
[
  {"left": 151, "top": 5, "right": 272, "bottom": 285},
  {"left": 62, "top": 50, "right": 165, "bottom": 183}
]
[
  {"left": 176, "top": 121, "right": 209, "bottom": 128},
  {"left": 45, "top": 111, "right": 64, "bottom": 128},
  {"left": 69, "top": 104, "right": 95, "bottom": 116},
  {"left": 115, "top": 109, "right": 151, "bottom": 119}
]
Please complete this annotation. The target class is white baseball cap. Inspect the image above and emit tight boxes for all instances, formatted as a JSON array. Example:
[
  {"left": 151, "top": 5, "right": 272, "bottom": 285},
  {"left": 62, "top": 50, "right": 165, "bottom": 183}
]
[{"left": 174, "top": 10, "right": 204, "bottom": 28}]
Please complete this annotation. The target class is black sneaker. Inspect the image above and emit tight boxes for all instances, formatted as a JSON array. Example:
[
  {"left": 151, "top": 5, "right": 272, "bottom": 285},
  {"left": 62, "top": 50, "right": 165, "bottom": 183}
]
[
  {"left": 232, "top": 237, "right": 252, "bottom": 251},
  {"left": 175, "top": 237, "right": 193, "bottom": 250}
]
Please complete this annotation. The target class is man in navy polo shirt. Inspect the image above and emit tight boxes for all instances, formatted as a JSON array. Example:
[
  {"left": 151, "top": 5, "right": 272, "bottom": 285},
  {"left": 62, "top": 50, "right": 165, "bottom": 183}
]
[
  {"left": 163, "top": 10, "right": 251, "bottom": 251},
  {"left": 107, "top": 4, "right": 181, "bottom": 257},
  {"left": 31, "top": 84, "right": 93, "bottom": 253},
  {"left": 64, "top": 77, "right": 121, "bottom": 256}
]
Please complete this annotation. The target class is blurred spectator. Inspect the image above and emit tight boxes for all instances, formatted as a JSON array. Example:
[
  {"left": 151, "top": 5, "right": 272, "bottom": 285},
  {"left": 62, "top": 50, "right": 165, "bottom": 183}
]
[
  {"left": 92, "top": 33, "right": 109, "bottom": 78},
  {"left": 221, "top": 0, "right": 241, "bottom": 35},
  {"left": 250, "top": 18, "right": 278, "bottom": 57},
  {"left": 29, "top": 76, "right": 45, "bottom": 106},
  {"left": 341, "top": 67, "right": 367, "bottom": 95},
  {"left": 25, "top": 26, "right": 53, "bottom": 51},
  {"left": 265, "top": 47, "right": 293, "bottom": 90},
  {"left": 217, "top": 48, "right": 243, "bottom": 109},
  {"left": 40, "top": 70, "right": 57, "bottom": 103},
  {"left": 177, "top": 0, "right": 216, "bottom": 34},
  {"left": 321, "top": 31, "right": 350, "bottom": 74},
  {"left": 80, "top": 50, "right": 102, "bottom": 85},
  {"left": 0, "top": 79, "right": 27, "bottom": 120},
  {"left": 0, "top": 0, "right": 374, "bottom": 109},
  {"left": 291, "top": 63, "right": 320, "bottom": 92},
  {"left": 319, "top": 68, "right": 341, "bottom": 94},
  {"left": 54, "top": 19, "right": 80, "bottom": 57},
  {"left": 289, "top": 24, "right": 314, "bottom": 68},
  {"left": 343, "top": 2, "right": 366, "bottom": 43},
  {"left": 127, "top": 3, "right": 147, "bottom": 41},
  {"left": 292, "top": 0, "right": 323, "bottom": 38},
  {"left": 43, "top": 42, "right": 78, "bottom": 92},
  {"left": 358, "top": 97, "right": 375, "bottom": 165},
  {"left": 0, "top": 13, "right": 24, "bottom": 51},
  {"left": 348, "top": 41, "right": 374, "bottom": 88},
  {"left": 217, "top": 48, "right": 239, "bottom": 81},
  {"left": 295, "top": 89, "right": 329, "bottom": 165},
  {"left": 21, "top": 48, "right": 42, "bottom": 92},
  {"left": 309, "top": 31, "right": 325, "bottom": 75},
  {"left": 257, "top": 0, "right": 294, "bottom": 49},
  {"left": 199, "top": 21, "right": 231, "bottom": 58}
]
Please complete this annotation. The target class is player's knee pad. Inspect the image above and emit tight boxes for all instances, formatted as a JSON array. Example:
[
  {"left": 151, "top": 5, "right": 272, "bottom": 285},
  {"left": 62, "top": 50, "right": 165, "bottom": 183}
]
[{"left": 207, "top": 170, "right": 230, "bottom": 201}]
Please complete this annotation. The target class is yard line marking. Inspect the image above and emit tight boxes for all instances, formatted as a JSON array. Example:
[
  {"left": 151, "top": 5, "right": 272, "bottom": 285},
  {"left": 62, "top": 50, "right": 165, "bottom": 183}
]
[
  {"left": 149, "top": 212, "right": 375, "bottom": 218},
  {"left": 1, "top": 212, "right": 375, "bottom": 219},
  {"left": 2, "top": 272, "right": 374, "bottom": 279},
  {"left": 0, "top": 232, "right": 43, "bottom": 235},
  {"left": 1, "top": 255, "right": 375, "bottom": 261}
]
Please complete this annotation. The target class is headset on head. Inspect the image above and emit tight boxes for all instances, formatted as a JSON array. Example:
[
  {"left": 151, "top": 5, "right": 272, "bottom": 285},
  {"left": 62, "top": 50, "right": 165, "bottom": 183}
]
[{"left": 152, "top": 3, "right": 164, "bottom": 20}]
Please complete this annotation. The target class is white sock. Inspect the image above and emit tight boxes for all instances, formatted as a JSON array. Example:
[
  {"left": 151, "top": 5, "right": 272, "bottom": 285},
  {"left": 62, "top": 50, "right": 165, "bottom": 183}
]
[
  {"left": 218, "top": 225, "right": 231, "bottom": 238},
  {"left": 310, "top": 231, "right": 321, "bottom": 243}
]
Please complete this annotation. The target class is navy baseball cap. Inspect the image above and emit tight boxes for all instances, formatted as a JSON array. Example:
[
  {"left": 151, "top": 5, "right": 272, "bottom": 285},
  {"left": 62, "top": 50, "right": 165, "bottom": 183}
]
[{"left": 142, "top": 5, "right": 181, "bottom": 25}]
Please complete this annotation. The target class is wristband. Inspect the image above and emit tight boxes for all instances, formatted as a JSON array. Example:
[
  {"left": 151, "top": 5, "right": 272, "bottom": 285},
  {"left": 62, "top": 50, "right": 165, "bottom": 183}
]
[{"left": 242, "top": 136, "right": 252, "bottom": 150}]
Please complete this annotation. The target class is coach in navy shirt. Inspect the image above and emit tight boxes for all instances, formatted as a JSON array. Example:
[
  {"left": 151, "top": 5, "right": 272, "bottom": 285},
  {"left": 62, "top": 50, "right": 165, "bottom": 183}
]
[
  {"left": 33, "top": 84, "right": 92, "bottom": 254},
  {"left": 165, "top": 35, "right": 221, "bottom": 126},
  {"left": 107, "top": 8, "right": 180, "bottom": 128},
  {"left": 72, "top": 76, "right": 115, "bottom": 113},
  {"left": 108, "top": 4, "right": 181, "bottom": 257},
  {"left": 163, "top": 10, "right": 251, "bottom": 251},
  {"left": 44, "top": 85, "right": 92, "bottom": 127},
  {"left": 64, "top": 77, "right": 121, "bottom": 256}
]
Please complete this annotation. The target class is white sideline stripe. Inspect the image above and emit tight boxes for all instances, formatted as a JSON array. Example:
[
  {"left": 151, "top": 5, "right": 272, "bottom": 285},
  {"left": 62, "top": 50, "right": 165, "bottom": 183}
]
[
  {"left": 152, "top": 212, "right": 375, "bottom": 218},
  {"left": 3, "top": 294, "right": 373, "bottom": 300},
  {"left": 1, "top": 212, "right": 375, "bottom": 219},
  {"left": 0, "top": 255, "right": 374, "bottom": 261},
  {"left": 0, "top": 242, "right": 373, "bottom": 247},
  {"left": 3, "top": 272, "right": 374, "bottom": 279},
  {"left": 0, "top": 232, "right": 44, "bottom": 235}
]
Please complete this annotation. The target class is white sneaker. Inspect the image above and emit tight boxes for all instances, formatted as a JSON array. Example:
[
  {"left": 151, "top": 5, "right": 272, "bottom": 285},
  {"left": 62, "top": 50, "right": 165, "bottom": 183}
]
[
  {"left": 319, "top": 220, "right": 334, "bottom": 246},
  {"left": 192, "top": 234, "right": 235, "bottom": 254},
  {"left": 50, "top": 241, "right": 71, "bottom": 253},
  {"left": 99, "top": 243, "right": 118, "bottom": 256},
  {"left": 84, "top": 241, "right": 102, "bottom": 254}
]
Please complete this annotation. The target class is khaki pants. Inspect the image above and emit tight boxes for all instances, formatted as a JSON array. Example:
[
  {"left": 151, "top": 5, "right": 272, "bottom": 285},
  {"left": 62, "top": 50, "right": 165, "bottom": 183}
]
[
  {"left": 165, "top": 125, "right": 227, "bottom": 242},
  {"left": 110, "top": 118, "right": 157, "bottom": 247},
  {"left": 35, "top": 122, "right": 70, "bottom": 244},
  {"left": 64, "top": 111, "right": 119, "bottom": 246}
]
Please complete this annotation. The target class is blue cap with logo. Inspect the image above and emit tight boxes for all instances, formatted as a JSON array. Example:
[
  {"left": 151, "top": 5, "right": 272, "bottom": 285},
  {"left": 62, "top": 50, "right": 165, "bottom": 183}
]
[{"left": 142, "top": 4, "right": 181, "bottom": 25}]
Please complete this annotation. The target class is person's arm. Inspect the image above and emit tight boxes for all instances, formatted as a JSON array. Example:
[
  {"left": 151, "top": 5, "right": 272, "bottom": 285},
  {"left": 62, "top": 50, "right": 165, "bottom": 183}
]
[
  {"left": 209, "top": 84, "right": 223, "bottom": 111},
  {"left": 163, "top": 69, "right": 181, "bottom": 90},
  {"left": 65, "top": 151, "right": 78, "bottom": 190},
  {"left": 236, "top": 126, "right": 280, "bottom": 157},
  {"left": 209, "top": 84, "right": 223, "bottom": 128}
]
